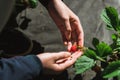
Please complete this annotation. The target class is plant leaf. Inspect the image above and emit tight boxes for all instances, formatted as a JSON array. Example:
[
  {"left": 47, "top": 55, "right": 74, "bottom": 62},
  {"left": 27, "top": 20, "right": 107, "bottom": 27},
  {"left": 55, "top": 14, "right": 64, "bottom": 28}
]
[
  {"left": 111, "top": 34, "right": 117, "bottom": 41},
  {"left": 106, "top": 25, "right": 114, "bottom": 30},
  {"left": 101, "top": 6, "right": 120, "bottom": 31},
  {"left": 84, "top": 48, "right": 97, "bottom": 60},
  {"left": 95, "top": 42, "right": 112, "bottom": 57},
  {"left": 103, "top": 60, "right": 120, "bottom": 78},
  {"left": 116, "top": 37, "right": 120, "bottom": 46},
  {"left": 110, "top": 34, "right": 120, "bottom": 50},
  {"left": 75, "top": 56, "right": 95, "bottom": 74},
  {"left": 92, "top": 38, "right": 99, "bottom": 48},
  {"left": 101, "top": 7, "right": 113, "bottom": 30}
]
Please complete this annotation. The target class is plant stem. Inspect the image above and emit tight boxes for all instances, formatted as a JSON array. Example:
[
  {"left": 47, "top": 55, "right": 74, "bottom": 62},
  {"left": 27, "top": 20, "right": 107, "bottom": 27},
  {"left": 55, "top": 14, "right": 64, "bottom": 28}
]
[{"left": 96, "top": 56, "right": 106, "bottom": 62}]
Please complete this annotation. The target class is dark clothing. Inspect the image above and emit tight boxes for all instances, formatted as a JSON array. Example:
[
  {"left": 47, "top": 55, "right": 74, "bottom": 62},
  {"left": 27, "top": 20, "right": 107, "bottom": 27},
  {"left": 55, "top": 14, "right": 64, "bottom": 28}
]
[
  {"left": 0, "top": 55, "right": 43, "bottom": 80},
  {"left": 0, "top": 0, "right": 48, "bottom": 55},
  {"left": 39, "top": 0, "right": 50, "bottom": 8},
  {"left": 0, "top": 0, "right": 49, "bottom": 80}
]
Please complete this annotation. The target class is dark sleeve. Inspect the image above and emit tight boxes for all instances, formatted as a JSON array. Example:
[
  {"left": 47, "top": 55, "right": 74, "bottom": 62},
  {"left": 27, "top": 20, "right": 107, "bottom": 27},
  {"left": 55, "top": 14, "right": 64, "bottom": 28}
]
[
  {"left": 0, "top": 55, "right": 43, "bottom": 80},
  {"left": 39, "top": 0, "right": 63, "bottom": 9}
]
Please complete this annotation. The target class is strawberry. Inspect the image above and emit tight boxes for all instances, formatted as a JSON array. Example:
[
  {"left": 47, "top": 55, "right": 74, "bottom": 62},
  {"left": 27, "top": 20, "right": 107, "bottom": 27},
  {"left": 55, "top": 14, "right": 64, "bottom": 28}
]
[
  {"left": 69, "top": 45, "right": 84, "bottom": 52},
  {"left": 70, "top": 45, "right": 77, "bottom": 52}
]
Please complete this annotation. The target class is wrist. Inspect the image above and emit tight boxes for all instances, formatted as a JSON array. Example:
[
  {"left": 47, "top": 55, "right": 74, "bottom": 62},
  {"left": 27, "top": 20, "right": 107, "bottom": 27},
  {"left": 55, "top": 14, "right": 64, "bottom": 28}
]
[{"left": 47, "top": 0, "right": 63, "bottom": 9}]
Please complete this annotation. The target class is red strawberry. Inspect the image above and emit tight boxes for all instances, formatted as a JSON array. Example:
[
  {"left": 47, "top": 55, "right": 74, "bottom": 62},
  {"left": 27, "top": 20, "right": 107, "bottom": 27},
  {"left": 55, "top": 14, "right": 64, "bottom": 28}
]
[{"left": 70, "top": 45, "right": 77, "bottom": 52}]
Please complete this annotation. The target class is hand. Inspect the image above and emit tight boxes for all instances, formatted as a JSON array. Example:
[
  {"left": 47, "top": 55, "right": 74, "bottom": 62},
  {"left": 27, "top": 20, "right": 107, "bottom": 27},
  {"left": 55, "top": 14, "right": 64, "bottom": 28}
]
[
  {"left": 37, "top": 51, "right": 83, "bottom": 75},
  {"left": 47, "top": 0, "right": 84, "bottom": 50}
]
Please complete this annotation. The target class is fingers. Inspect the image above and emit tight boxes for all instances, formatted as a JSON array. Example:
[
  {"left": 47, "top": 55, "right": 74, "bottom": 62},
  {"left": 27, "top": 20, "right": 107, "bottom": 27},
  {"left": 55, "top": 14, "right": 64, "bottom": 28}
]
[
  {"left": 57, "top": 51, "right": 83, "bottom": 70},
  {"left": 54, "top": 56, "right": 76, "bottom": 71},
  {"left": 54, "top": 51, "right": 83, "bottom": 71},
  {"left": 64, "top": 20, "right": 72, "bottom": 40},
  {"left": 66, "top": 42, "right": 72, "bottom": 51},
  {"left": 65, "top": 17, "right": 84, "bottom": 46},
  {"left": 71, "top": 19, "right": 84, "bottom": 47},
  {"left": 76, "top": 20, "right": 84, "bottom": 46},
  {"left": 77, "top": 28, "right": 84, "bottom": 47},
  {"left": 58, "top": 20, "right": 72, "bottom": 46},
  {"left": 71, "top": 51, "right": 83, "bottom": 59},
  {"left": 59, "top": 17, "right": 84, "bottom": 52},
  {"left": 64, "top": 19, "right": 72, "bottom": 45},
  {"left": 54, "top": 52, "right": 71, "bottom": 60}
]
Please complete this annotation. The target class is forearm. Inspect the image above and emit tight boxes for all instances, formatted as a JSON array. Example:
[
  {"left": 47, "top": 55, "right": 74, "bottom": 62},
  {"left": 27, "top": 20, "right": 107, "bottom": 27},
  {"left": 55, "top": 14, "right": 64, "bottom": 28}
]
[{"left": 0, "top": 55, "right": 43, "bottom": 80}]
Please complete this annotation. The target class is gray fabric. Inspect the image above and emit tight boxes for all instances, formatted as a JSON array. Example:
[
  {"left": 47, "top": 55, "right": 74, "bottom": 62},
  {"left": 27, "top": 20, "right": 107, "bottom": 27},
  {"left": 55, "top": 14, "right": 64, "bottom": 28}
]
[{"left": 0, "top": 0, "right": 15, "bottom": 33}]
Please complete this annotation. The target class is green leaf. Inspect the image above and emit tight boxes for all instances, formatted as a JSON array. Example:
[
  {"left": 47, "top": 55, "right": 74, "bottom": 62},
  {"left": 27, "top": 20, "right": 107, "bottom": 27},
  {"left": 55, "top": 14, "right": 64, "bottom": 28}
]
[
  {"left": 117, "top": 75, "right": 120, "bottom": 80},
  {"left": 101, "top": 7, "right": 113, "bottom": 30},
  {"left": 103, "top": 61, "right": 120, "bottom": 78},
  {"left": 29, "top": 0, "right": 38, "bottom": 8},
  {"left": 75, "top": 56, "right": 95, "bottom": 74},
  {"left": 96, "top": 42, "right": 112, "bottom": 57},
  {"left": 106, "top": 25, "right": 114, "bottom": 30},
  {"left": 92, "top": 38, "right": 99, "bottom": 48},
  {"left": 84, "top": 49, "right": 97, "bottom": 60},
  {"left": 117, "top": 37, "right": 120, "bottom": 46},
  {"left": 110, "top": 34, "right": 120, "bottom": 50},
  {"left": 101, "top": 6, "right": 120, "bottom": 31},
  {"left": 111, "top": 34, "right": 117, "bottom": 41}
]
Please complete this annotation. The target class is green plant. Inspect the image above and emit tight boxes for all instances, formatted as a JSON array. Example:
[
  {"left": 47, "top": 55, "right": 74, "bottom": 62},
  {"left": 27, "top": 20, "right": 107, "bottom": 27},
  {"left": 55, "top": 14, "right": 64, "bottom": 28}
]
[{"left": 75, "top": 6, "right": 120, "bottom": 80}]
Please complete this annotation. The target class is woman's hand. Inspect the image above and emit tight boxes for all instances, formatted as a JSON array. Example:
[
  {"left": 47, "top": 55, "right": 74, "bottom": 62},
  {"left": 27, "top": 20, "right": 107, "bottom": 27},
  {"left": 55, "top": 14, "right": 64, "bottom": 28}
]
[
  {"left": 47, "top": 0, "right": 84, "bottom": 50},
  {"left": 37, "top": 52, "right": 73, "bottom": 75},
  {"left": 37, "top": 51, "right": 82, "bottom": 75},
  {"left": 37, "top": 51, "right": 83, "bottom": 75}
]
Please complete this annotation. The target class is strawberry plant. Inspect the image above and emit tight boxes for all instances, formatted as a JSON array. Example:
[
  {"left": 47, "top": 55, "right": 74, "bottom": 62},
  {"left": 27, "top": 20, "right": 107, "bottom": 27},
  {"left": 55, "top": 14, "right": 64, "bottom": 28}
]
[{"left": 75, "top": 6, "right": 120, "bottom": 80}]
